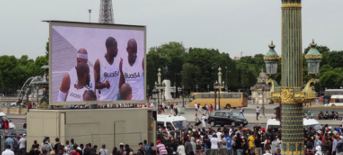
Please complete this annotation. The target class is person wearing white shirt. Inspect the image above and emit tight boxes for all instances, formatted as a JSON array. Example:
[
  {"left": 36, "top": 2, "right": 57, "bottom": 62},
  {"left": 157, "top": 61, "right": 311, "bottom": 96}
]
[
  {"left": 2, "top": 145, "right": 14, "bottom": 155},
  {"left": 210, "top": 134, "right": 219, "bottom": 154},
  {"left": 176, "top": 143, "right": 186, "bottom": 155},
  {"left": 201, "top": 114, "right": 207, "bottom": 128},
  {"left": 263, "top": 150, "right": 272, "bottom": 155},
  {"left": 99, "top": 144, "right": 108, "bottom": 155},
  {"left": 18, "top": 134, "right": 26, "bottom": 155}
]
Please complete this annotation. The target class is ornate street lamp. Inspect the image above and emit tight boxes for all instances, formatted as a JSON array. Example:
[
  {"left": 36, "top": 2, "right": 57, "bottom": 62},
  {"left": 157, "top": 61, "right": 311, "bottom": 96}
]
[
  {"left": 264, "top": 41, "right": 279, "bottom": 75},
  {"left": 305, "top": 40, "right": 322, "bottom": 75}
]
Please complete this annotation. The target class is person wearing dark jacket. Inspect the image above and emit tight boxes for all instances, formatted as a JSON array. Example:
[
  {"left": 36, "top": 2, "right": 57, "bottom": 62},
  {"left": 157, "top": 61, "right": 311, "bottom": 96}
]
[{"left": 184, "top": 138, "right": 194, "bottom": 155}]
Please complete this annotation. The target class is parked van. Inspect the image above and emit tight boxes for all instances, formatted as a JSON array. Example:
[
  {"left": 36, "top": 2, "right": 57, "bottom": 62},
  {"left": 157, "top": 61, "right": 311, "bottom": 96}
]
[
  {"left": 266, "top": 118, "right": 321, "bottom": 131},
  {"left": 328, "top": 95, "right": 343, "bottom": 106},
  {"left": 0, "top": 112, "right": 16, "bottom": 129},
  {"left": 157, "top": 114, "right": 187, "bottom": 131}
]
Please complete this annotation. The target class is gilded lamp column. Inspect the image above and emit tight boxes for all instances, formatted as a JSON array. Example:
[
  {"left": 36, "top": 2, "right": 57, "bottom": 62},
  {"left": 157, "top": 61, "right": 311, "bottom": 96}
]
[{"left": 281, "top": 0, "right": 304, "bottom": 154}]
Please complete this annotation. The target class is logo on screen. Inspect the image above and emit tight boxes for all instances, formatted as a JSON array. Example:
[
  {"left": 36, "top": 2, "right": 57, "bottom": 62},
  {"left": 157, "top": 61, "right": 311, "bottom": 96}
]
[
  {"left": 69, "top": 92, "right": 81, "bottom": 99},
  {"left": 104, "top": 71, "right": 119, "bottom": 78},
  {"left": 124, "top": 72, "right": 141, "bottom": 79}
]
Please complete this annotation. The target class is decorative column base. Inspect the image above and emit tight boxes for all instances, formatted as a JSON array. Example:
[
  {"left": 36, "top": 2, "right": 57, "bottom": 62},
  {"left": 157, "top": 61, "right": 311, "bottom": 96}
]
[{"left": 281, "top": 104, "right": 304, "bottom": 155}]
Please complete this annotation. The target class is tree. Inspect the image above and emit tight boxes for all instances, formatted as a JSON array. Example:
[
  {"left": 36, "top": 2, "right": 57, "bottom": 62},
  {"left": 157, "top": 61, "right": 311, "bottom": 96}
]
[{"left": 181, "top": 63, "right": 200, "bottom": 92}]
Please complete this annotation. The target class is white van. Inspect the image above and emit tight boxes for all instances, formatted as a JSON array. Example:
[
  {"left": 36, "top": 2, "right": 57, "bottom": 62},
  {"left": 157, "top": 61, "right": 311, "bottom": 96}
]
[
  {"left": 157, "top": 114, "right": 187, "bottom": 131},
  {"left": 328, "top": 95, "right": 343, "bottom": 106},
  {"left": 266, "top": 118, "right": 321, "bottom": 131},
  {"left": 0, "top": 112, "right": 16, "bottom": 129}
]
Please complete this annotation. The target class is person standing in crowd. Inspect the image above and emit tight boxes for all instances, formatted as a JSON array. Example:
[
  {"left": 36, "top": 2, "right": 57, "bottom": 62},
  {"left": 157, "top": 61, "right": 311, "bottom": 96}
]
[
  {"left": 336, "top": 136, "right": 343, "bottom": 155},
  {"left": 263, "top": 149, "right": 272, "bottom": 155},
  {"left": 5, "top": 136, "right": 14, "bottom": 150},
  {"left": 2, "top": 145, "right": 14, "bottom": 155},
  {"left": 332, "top": 135, "right": 339, "bottom": 155},
  {"left": 256, "top": 106, "right": 261, "bottom": 121},
  {"left": 41, "top": 137, "right": 52, "bottom": 154},
  {"left": 184, "top": 138, "right": 194, "bottom": 155},
  {"left": 201, "top": 113, "right": 207, "bottom": 129},
  {"left": 18, "top": 134, "right": 26, "bottom": 155},
  {"left": 99, "top": 144, "right": 108, "bottom": 155},
  {"left": 224, "top": 131, "right": 233, "bottom": 155},
  {"left": 315, "top": 146, "right": 324, "bottom": 155},
  {"left": 94, "top": 37, "right": 123, "bottom": 101},
  {"left": 194, "top": 103, "right": 199, "bottom": 112},
  {"left": 209, "top": 104, "right": 214, "bottom": 113},
  {"left": 177, "top": 141, "right": 186, "bottom": 155},
  {"left": 254, "top": 134, "right": 262, "bottom": 155},
  {"left": 248, "top": 132, "right": 256, "bottom": 154},
  {"left": 122, "top": 39, "right": 144, "bottom": 100},
  {"left": 240, "top": 107, "right": 245, "bottom": 117},
  {"left": 234, "top": 133, "right": 244, "bottom": 155},
  {"left": 111, "top": 147, "right": 120, "bottom": 155},
  {"left": 190, "top": 137, "right": 196, "bottom": 154},
  {"left": 136, "top": 142, "right": 145, "bottom": 155},
  {"left": 54, "top": 138, "right": 63, "bottom": 155},
  {"left": 156, "top": 140, "right": 168, "bottom": 155},
  {"left": 143, "top": 140, "right": 152, "bottom": 155},
  {"left": 90, "top": 145, "right": 97, "bottom": 155},
  {"left": 210, "top": 134, "right": 219, "bottom": 155},
  {"left": 271, "top": 136, "right": 281, "bottom": 154}
]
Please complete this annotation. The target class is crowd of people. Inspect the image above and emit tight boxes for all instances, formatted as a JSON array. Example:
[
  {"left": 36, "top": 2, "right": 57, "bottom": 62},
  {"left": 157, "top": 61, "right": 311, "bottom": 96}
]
[
  {"left": 2, "top": 136, "right": 156, "bottom": 155},
  {"left": 157, "top": 123, "right": 343, "bottom": 155},
  {"left": 156, "top": 104, "right": 343, "bottom": 155},
  {"left": 318, "top": 111, "right": 340, "bottom": 120}
]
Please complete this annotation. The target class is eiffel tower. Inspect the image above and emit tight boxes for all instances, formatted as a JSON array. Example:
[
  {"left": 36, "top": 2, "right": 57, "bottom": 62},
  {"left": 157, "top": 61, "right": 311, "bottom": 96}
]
[{"left": 99, "top": 0, "right": 114, "bottom": 23}]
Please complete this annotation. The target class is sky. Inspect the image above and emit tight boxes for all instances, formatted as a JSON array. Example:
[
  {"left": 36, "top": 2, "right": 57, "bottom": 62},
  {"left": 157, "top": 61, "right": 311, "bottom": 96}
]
[{"left": 0, "top": 0, "right": 342, "bottom": 59}]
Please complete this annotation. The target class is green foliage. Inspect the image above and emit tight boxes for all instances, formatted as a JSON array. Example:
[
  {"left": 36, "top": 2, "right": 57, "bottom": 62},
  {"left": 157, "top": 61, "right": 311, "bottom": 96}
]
[
  {"left": 319, "top": 68, "right": 343, "bottom": 89},
  {"left": 181, "top": 63, "right": 200, "bottom": 91},
  {"left": 0, "top": 54, "right": 48, "bottom": 95},
  {"left": 146, "top": 42, "right": 343, "bottom": 96}
]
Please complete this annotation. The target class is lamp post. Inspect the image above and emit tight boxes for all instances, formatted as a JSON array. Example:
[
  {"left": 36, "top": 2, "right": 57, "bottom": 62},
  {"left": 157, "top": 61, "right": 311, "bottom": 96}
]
[
  {"left": 225, "top": 66, "right": 228, "bottom": 91},
  {"left": 180, "top": 86, "right": 185, "bottom": 108},
  {"left": 264, "top": 8, "right": 322, "bottom": 153},
  {"left": 214, "top": 67, "right": 225, "bottom": 110}
]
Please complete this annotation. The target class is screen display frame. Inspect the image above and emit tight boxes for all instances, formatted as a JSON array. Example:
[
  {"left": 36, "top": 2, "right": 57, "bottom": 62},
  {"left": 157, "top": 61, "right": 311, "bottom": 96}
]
[{"left": 48, "top": 20, "right": 147, "bottom": 105}]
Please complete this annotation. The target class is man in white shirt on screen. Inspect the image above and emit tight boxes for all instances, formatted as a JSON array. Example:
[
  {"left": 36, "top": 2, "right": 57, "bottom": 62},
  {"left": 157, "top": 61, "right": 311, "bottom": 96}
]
[
  {"left": 65, "top": 63, "right": 93, "bottom": 102},
  {"left": 121, "top": 39, "right": 144, "bottom": 100},
  {"left": 94, "top": 37, "right": 124, "bottom": 101},
  {"left": 57, "top": 48, "right": 95, "bottom": 102}
]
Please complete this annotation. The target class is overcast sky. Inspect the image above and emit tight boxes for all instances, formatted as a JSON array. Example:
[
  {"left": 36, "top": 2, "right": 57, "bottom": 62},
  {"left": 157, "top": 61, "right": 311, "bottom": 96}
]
[{"left": 0, "top": 0, "right": 342, "bottom": 59}]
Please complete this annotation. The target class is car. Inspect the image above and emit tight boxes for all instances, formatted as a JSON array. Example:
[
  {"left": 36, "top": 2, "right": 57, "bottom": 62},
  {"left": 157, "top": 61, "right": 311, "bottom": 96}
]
[
  {"left": 326, "top": 95, "right": 343, "bottom": 106},
  {"left": 266, "top": 118, "right": 322, "bottom": 131},
  {"left": 207, "top": 110, "right": 248, "bottom": 127},
  {"left": 157, "top": 114, "right": 187, "bottom": 131}
]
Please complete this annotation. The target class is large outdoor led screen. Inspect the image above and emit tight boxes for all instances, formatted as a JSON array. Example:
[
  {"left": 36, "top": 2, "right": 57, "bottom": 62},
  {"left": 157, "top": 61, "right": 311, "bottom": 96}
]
[{"left": 49, "top": 21, "right": 146, "bottom": 103}]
